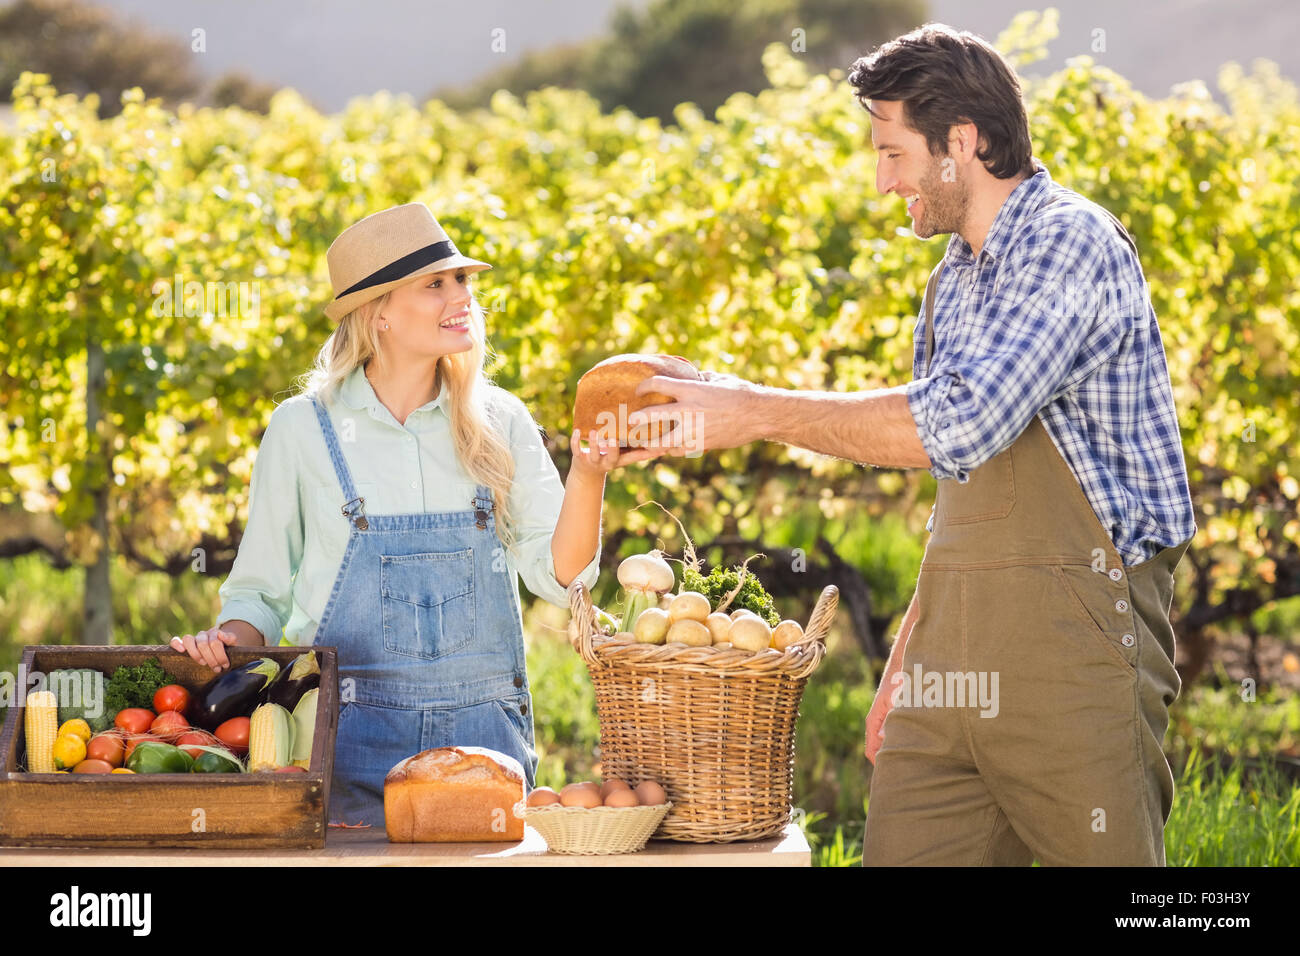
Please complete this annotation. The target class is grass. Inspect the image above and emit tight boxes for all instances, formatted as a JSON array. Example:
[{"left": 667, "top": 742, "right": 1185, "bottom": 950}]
[{"left": 1166, "top": 748, "right": 1300, "bottom": 866}]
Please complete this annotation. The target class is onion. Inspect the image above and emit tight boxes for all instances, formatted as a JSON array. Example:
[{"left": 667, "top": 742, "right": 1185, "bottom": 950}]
[
  {"left": 617, "top": 551, "right": 675, "bottom": 594},
  {"left": 617, "top": 551, "right": 676, "bottom": 632}
]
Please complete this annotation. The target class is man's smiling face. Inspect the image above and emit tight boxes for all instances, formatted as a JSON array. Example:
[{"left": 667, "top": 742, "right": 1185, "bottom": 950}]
[{"left": 869, "top": 99, "right": 970, "bottom": 240}]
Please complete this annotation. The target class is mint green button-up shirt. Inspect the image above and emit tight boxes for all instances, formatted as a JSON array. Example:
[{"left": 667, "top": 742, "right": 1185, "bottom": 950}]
[{"left": 216, "top": 365, "right": 599, "bottom": 646}]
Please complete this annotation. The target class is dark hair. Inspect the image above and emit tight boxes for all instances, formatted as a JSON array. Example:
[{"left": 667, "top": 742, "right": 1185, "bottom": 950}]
[{"left": 847, "top": 23, "right": 1035, "bottom": 179}]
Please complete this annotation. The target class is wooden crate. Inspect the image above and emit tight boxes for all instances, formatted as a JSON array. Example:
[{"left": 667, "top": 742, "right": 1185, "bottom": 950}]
[{"left": 0, "top": 644, "right": 338, "bottom": 849}]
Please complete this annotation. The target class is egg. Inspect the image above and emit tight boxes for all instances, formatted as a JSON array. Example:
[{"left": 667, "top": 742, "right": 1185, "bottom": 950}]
[
  {"left": 604, "top": 788, "right": 640, "bottom": 808},
  {"left": 560, "top": 783, "right": 603, "bottom": 808},
  {"left": 526, "top": 786, "right": 561, "bottom": 807},
  {"left": 599, "top": 777, "right": 631, "bottom": 800},
  {"left": 634, "top": 780, "right": 668, "bottom": 806}
]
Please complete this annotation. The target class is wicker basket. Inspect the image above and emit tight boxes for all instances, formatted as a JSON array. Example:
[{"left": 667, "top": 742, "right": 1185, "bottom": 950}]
[
  {"left": 567, "top": 580, "right": 838, "bottom": 843},
  {"left": 524, "top": 802, "right": 672, "bottom": 855}
]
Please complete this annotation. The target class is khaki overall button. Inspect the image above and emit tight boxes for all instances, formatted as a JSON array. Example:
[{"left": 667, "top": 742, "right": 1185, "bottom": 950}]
[
  {"left": 1108, "top": 567, "right": 1124, "bottom": 582},
  {"left": 1121, "top": 634, "right": 1136, "bottom": 647},
  {"left": 1115, "top": 599, "right": 1130, "bottom": 613}
]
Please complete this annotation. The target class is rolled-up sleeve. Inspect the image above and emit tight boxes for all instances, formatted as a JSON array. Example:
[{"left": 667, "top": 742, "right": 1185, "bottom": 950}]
[
  {"left": 499, "top": 394, "right": 600, "bottom": 607},
  {"left": 216, "top": 404, "right": 303, "bottom": 643},
  {"left": 905, "top": 217, "right": 1131, "bottom": 482}
]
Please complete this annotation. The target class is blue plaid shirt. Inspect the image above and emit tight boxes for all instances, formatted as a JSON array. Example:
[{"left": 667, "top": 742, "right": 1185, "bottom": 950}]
[{"left": 903, "top": 162, "right": 1196, "bottom": 566}]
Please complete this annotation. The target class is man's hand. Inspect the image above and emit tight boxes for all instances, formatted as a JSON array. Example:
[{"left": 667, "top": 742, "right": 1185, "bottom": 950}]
[
  {"left": 864, "top": 682, "right": 895, "bottom": 765},
  {"left": 865, "top": 590, "right": 920, "bottom": 764},
  {"left": 627, "top": 370, "right": 768, "bottom": 457}
]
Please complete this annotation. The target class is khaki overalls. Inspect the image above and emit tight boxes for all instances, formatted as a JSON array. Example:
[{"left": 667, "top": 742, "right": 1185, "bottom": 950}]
[{"left": 863, "top": 220, "right": 1192, "bottom": 866}]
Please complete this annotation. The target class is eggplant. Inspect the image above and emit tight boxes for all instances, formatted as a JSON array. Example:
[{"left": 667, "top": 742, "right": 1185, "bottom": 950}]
[
  {"left": 261, "top": 651, "right": 321, "bottom": 711},
  {"left": 189, "top": 657, "right": 280, "bottom": 731}
]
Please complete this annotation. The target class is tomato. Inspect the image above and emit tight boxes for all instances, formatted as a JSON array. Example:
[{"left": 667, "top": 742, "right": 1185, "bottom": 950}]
[
  {"left": 72, "top": 759, "right": 115, "bottom": 774},
  {"left": 214, "top": 717, "right": 250, "bottom": 756},
  {"left": 176, "top": 730, "right": 213, "bottom": 759},
  {"left": 86, "top": 734, "right": 125, "bottom": 768},
  {"left": 153, "top": 684, "right": 191, "bottom": 714},
  {"left": 150, "top": 710, "right": 189, "bottom": 743},
  {"left": 114, "top": 708, "right": 155, "bottom": 735}
]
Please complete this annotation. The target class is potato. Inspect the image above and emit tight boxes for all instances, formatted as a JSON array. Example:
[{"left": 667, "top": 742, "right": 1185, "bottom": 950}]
[
  {"left": 705, "top": 612, "right": 732, "bottom": 645},
  {"left": 666, "top": 619, "right": 712, "bottom": 647},
  {"left": 771, "top": 619, "right": 805, "bottom": 651},
  {"left": 668, "top": 591, "right": 711, "bottom": 623},
  {"left": 633, "top": 607, "right": 671, "bottom": 644},
  {"left": 729, "top": 615, "right": 771, "bottom": 652}
]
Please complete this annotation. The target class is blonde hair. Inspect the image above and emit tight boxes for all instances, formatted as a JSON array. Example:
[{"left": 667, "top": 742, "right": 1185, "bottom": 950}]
[{"left": 295, "top": 287, "right": 519, "bottom": 558}]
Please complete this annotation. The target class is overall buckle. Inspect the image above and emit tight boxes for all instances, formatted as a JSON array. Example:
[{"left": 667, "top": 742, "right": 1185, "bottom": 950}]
[
  {"left": 341, "top": 496, "right": 369, "bottom": 531},
  {"left": 472, "top": 493, "right": 493, "bottom": 530}
]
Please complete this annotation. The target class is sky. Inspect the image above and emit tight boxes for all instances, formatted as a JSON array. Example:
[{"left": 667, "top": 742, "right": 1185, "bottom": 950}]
[{"left": 86, "top": 0, "right": 1300, "bottom": 112}]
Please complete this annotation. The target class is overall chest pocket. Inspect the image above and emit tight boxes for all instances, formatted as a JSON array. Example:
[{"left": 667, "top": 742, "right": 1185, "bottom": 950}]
[
  {"left": 935, "top": 446, "right": 1016, "bottom": 526},
  {"left": 380, "top": 549, "right": 476, "bottom": 661}
]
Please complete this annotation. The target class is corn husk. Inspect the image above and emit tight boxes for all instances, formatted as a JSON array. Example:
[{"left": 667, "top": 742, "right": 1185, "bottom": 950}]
[{"left": 290, "top": 688, "right": 318, "bottom": 768}]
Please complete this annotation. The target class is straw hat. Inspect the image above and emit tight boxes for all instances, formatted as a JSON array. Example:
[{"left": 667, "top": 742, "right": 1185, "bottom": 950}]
[{"left": 323, "top": 202, "right": 491, "bottom": 322}]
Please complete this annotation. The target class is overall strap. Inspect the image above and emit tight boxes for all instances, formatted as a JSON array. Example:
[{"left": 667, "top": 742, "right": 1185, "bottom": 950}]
[
  {"left": 310, "top": 396, "right": 368, "bottom": 531},
  {"left": 921, "top": 259, "right": 945, "bottom": 377}
]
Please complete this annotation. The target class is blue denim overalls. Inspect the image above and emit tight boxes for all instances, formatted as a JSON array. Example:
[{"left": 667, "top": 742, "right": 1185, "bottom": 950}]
[{"left": 308, "top": 397, "right": 538, "bottom": 827}]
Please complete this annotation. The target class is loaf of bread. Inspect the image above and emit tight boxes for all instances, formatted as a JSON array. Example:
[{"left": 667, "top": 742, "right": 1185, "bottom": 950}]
[
  {"left": 384, "top": 746, "right": 526, "bottom": 843},
  {"left": 573, "top": 353, "right": 701, "bottom": 448}
]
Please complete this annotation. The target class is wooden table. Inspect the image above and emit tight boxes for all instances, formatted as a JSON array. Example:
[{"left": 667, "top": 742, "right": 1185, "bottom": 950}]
[{"left": 0, "top": 822, "right": 811, "bottom": 866}]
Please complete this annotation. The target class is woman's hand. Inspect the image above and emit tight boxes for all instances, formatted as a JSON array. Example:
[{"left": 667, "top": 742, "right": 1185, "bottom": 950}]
[
  {"left": 170, "top": 626, "right": 240, "bottom": 673},
  {"left": 567, "top": 429, "right": 664, "bottom": 479}
]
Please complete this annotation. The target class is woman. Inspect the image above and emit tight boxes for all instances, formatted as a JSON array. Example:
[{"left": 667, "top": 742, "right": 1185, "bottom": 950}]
[{"left": 171, "top": 202, "right": 650, "bottom": 824}]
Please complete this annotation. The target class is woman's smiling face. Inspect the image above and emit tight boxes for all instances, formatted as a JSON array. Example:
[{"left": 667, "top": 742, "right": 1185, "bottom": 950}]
[{"left": 379, "top": 267, "right": 476, "bottom": 358}]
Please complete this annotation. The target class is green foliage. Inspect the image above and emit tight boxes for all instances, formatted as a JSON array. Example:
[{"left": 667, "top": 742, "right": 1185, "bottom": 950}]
[
  {"left": 103, "top": 656, "right": 167, "bottom": 716},
  {"left": 681, "top": 563, "right": 780, "bottom": 625},
  {"left": 4, "top": 37, "right": 1297, "bottom": 637},
  {"left": 1168, "top": 680, "right": 1300, "bottom": 761},
  {"left": 524, "top": 621, "right": 602, "bottom": 790}
]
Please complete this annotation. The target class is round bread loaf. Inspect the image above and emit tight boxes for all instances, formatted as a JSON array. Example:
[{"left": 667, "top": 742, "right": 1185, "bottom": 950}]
[
  {"left": 384, "top": 746, "right": 526, "bottom": 843},
  {"left": 573, "top": 353, "right": 701, "bottom": 448}
]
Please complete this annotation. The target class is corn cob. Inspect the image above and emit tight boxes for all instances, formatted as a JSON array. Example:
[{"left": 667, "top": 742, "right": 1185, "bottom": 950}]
[
  {"left": 247, "top": 702, "right": 295, "bottom": 771},
  {"left": 24, "top": 691, "right": 59, "bottom": 773}
]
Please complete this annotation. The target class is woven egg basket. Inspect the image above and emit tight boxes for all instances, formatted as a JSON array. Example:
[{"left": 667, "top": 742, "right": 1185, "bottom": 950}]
[{"left": 567, "top": 580, "right": 838, "bottom": 843}]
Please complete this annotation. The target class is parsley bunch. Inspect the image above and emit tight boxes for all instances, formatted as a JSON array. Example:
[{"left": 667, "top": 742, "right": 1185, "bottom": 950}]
[
  {"left": 681, "top": 565, "right": 780, "bottom": 626},
  {"left": 104, "top": 657, "right": 169, "bottom": 718}
]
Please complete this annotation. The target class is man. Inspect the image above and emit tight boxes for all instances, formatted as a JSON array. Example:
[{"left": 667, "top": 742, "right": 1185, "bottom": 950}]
[{"left": 627, "top": 23, "right": 1196, "bottom": 865}]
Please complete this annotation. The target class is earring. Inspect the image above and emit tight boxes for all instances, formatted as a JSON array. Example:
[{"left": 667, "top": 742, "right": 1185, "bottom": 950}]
[{"left": 383, "top": 323, "right": 390, "bottom": 330}]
